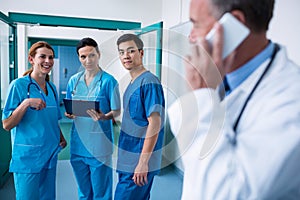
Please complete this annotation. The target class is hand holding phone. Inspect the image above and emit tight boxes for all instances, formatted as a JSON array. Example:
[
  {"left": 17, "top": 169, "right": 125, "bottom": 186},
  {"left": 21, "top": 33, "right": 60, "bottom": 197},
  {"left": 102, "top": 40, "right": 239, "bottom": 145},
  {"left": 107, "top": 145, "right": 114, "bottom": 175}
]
[{"left": 205, "top": 13, "right": 250, "bottom": 59}]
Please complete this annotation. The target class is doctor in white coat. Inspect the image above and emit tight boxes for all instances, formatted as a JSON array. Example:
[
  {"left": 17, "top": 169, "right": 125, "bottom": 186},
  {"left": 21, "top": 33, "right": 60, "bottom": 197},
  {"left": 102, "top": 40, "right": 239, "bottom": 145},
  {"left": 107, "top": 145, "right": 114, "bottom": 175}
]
[{"left": 168, "top": 0, "right": 300, "bottom": 199}]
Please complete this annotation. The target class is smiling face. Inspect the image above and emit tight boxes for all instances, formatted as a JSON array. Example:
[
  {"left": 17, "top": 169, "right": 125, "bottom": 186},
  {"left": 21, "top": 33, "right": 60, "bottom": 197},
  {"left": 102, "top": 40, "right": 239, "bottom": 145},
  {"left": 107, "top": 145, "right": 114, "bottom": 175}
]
[
  {"left": 118, "top": 40, "right": 144, "bottom": 71},
  {"left": 29, "top": 47, "right": 54, "bottom": 75}
]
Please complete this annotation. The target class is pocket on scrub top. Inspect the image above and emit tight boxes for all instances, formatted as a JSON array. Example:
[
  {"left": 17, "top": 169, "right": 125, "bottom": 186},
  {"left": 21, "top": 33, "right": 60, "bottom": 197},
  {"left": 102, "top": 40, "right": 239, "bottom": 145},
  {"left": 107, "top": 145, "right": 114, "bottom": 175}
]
[
  {"left": 12, "top": 144, "right": 42, "bottom": 172},
  {"left": 129, "top": 94, "right": 143, "bottom": 119}
]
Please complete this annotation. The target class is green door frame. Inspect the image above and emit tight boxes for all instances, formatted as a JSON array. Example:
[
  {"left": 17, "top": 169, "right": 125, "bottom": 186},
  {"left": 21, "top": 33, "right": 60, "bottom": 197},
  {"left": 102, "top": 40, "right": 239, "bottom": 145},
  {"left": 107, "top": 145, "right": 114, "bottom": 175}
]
[
  {"left": 28, "top": 38, "right": 80, "bottom": 47},
  {"left": 0, "top": 11, "right": 17, "bottom": 82},
  {"left": 0, "top": 11, "right": 16, "bottom": 188},
  {"left": 0, "top": 11, "right": 13, "bottom": 24},
  {"left": 8, "top": 12, "right": 142, "bottom": 73},
  {"left": 8, "top": 12, "right": 141, "bottom": 30},
  {"left": 137, "top": 21, "right": 163, "bottom": 80}
]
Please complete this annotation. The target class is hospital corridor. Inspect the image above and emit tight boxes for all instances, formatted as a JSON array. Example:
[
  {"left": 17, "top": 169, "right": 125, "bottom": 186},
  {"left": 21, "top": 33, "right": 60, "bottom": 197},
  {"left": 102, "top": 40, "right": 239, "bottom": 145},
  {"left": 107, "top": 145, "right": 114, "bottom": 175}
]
[
  {"left": 1, "top": 0, "right": 300, "bottom": 199},
  {"left": 0, "top": 160, "right": 183, "bottom": 200},
  {"left": 0, "top": 116, "right": 183, "bottom": 200}
]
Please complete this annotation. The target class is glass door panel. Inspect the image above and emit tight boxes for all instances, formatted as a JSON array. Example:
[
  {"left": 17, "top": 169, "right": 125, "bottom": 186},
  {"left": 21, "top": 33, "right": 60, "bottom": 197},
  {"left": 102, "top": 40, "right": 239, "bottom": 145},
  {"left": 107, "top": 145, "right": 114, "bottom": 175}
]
[
  {"left": 137, "top": 22, "right": 163, "bottom": 79},
  {"left": 0, "top": 12, "right": 15, "bottom": 188}
]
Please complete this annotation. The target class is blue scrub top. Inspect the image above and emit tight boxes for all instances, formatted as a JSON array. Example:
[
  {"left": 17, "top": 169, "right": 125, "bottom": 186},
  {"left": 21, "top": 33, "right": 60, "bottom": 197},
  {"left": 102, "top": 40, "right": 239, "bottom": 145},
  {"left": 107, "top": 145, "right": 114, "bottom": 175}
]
[
  {"left": 117, "top": 71, "right": 165, "bottom": 174},
  {"left": 66, "top": 70, "right": 120, "bottom": 158},
  {"left": 2, "top": 75, "right": 62, "bottom": 173}
]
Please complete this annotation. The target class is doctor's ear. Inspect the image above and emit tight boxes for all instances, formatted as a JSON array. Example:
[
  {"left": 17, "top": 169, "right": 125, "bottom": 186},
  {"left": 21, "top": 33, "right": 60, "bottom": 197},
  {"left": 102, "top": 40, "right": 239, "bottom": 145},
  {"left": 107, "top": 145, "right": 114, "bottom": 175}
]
[{"left": 230, "top": 10, "right": 246, "bottom": 25}]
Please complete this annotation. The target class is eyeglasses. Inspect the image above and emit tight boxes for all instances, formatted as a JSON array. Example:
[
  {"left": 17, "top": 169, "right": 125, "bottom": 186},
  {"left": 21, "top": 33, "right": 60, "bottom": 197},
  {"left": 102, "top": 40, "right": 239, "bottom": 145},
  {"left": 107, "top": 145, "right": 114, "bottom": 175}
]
[{"left": 118, "top": 48, "right": 140, "bottom": 56}]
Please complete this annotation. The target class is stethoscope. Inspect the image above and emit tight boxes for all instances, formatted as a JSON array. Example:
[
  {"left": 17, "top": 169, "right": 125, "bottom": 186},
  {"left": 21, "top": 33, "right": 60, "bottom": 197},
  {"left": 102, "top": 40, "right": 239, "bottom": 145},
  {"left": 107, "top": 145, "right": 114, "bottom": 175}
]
[
  {"left": 231, "top": 43, "right": 280, "bottom": 145},
  {"left": 71, "top": 69, "right": 103, "bottom": 97},
  {"left": 27, "top": 73, "right": 57, "bottom": 102}
]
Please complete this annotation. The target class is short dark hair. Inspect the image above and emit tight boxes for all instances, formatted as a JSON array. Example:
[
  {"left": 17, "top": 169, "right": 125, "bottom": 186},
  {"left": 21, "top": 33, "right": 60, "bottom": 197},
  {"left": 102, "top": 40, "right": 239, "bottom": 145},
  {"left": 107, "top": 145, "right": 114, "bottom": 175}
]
[
  {"left": 211, "top": 0, "right": 275, "bottom": 32},
  {"left": 76, "top": 37, "right": 100, "bottom": 55},
  {"left": 116, "top": 33, "right": 144, "bottom": 50}
]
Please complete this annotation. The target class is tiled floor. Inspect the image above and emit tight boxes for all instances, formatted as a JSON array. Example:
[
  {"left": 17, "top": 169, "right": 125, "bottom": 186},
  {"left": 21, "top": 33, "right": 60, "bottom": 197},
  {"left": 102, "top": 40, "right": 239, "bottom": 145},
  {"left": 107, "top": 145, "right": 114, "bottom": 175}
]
[
  {"left": 0, "top": 160, "right": 183, "bottom": 200},
  {"left": 1, "top": 111, "right": 183, "bottom": 199}
]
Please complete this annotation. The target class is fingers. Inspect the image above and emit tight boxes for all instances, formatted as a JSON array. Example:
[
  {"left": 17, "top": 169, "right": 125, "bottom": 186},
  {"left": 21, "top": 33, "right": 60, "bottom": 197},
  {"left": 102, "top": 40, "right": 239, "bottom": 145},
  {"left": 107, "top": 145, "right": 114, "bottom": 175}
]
[
  {"left": 185, "top": 22, "right": 227, "bottom": 89},
  {"left": 212, "top": 22, "right": 236, "bottom": 78},
  {"left": 59, "top": 140, "right": 67, "bottom": 148},
  {"left": 187, "top": 38, "right": 218, "bottom": 89},
  {"left": 87, "top": 109, "right": 104, "bottom": 121},
  {"left": 191, "top": 41, "right": 201, "bottom": 58},
  {"left": 86, "top": 110, "right": 96, "bottom": 120},
  {"left": 185, "top": 55, "right": 201, "bottom": 90},
  {"left": 36, "top": 101, "right": 46, "bottom": 110},
  {"left": 132, "top": 173, "right": 148, "bottom": 187},
  {"left": 29, "top": 98, "right": 46, "bottom": 110},
  {"left": 211, "top": 23, "right": 224, "bottom": 67},
  {"left": 64, "top": 112, "right": 75, "bottom": 119}
]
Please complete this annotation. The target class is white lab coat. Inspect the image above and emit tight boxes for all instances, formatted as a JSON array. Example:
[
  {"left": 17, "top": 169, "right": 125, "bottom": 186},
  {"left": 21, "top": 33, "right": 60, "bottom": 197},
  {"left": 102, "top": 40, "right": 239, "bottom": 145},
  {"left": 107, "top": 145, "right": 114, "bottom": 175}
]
[{"left": 168, "top": 45, "right": 300, "bottom": 200}]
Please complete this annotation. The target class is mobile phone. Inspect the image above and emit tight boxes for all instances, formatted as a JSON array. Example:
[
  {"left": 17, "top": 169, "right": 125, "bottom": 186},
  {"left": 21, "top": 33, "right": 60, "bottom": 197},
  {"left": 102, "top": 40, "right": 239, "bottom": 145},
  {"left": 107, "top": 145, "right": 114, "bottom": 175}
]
[{"left": 205, "top": 13, "right": 250, "bottom": 59}]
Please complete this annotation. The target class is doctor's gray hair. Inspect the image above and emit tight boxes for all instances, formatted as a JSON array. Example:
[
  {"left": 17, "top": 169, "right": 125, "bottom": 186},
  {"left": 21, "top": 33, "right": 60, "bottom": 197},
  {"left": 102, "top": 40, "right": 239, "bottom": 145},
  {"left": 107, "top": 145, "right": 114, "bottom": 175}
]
[{"left": 210, "top": 0, "right": 275, "bottom": 33}]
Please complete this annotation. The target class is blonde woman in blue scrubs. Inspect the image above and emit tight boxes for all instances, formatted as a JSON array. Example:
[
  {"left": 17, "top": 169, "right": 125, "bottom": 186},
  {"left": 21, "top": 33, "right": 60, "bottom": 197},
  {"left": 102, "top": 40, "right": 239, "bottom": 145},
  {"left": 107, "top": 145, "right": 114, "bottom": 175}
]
[
  {"left": 2, "top": 41, "right": 67, "bottom": 200},
  {"left": 65, "top": 37, "right": 121, "bottom": 200}
]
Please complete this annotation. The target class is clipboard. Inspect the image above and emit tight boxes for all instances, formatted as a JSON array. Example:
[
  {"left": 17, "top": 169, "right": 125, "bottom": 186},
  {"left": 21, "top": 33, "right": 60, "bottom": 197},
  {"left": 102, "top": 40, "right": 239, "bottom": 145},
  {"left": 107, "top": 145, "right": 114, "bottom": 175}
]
[{"left": 63, "top": 99, "right": 100, "bottom": 117}]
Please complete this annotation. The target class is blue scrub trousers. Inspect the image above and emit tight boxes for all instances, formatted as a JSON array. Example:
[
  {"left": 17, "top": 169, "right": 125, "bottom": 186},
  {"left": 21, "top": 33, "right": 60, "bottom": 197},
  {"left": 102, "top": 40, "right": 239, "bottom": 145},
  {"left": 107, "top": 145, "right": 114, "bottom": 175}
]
[
  {"left": 13, "top": 167, "right": 56, "bottom": 200},
  {"left": 114, "top": 172, "right": 156, "bottom": 200},
  {"left": 70, "top": 154, "right": 113, "bottom": 200}
]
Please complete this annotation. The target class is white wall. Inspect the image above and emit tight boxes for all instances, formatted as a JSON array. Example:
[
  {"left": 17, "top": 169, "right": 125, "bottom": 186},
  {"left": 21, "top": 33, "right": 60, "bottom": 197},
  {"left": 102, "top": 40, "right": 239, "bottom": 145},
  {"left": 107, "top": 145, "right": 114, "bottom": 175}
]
[
  {"left": 1, "top": 0, "right": 300, "bottom": 171},
  {"left": 0, "top": 0, "right": 162, "bottom": 27},
  {"left": 268, "top": 0, "right": 300, "bottom": 65},
  {"left": 162, "top": 0, "right": 300, "bottom": 65},
  {"left": 1, "top": 0, "right": 163, "bottom": 77},
  {"left": 162, "top": 0, "right": 190, "bottom": 28}
]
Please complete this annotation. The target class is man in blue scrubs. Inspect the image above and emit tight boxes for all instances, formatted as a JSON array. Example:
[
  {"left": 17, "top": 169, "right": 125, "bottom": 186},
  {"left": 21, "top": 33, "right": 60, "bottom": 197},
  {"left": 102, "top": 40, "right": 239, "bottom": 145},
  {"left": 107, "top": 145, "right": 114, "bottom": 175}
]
[
  {"left": 114, "top": 34, "right": 165, "bottom": 200},
  {"left": 65, "top": 37, "right": 120, "bottom": 200},
  {"left": 2, "top": 41, "right": 67, "bottom": 200}
]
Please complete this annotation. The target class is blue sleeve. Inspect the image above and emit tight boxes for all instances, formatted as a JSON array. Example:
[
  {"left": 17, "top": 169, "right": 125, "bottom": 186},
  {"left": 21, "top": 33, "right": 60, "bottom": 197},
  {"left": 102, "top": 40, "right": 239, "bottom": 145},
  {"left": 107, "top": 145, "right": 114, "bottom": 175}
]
[
  {"left": 107, "top": 77, "right": 121, "bottom": 111},
  {"left": 66, "top": 75, "right": 76, "bottom": 99},
  {"left": 142, "top": 82, "right": 165, "bottom": 119},
  {"left": 2, "top": 80, "right": 23, "bottom": 120}
]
